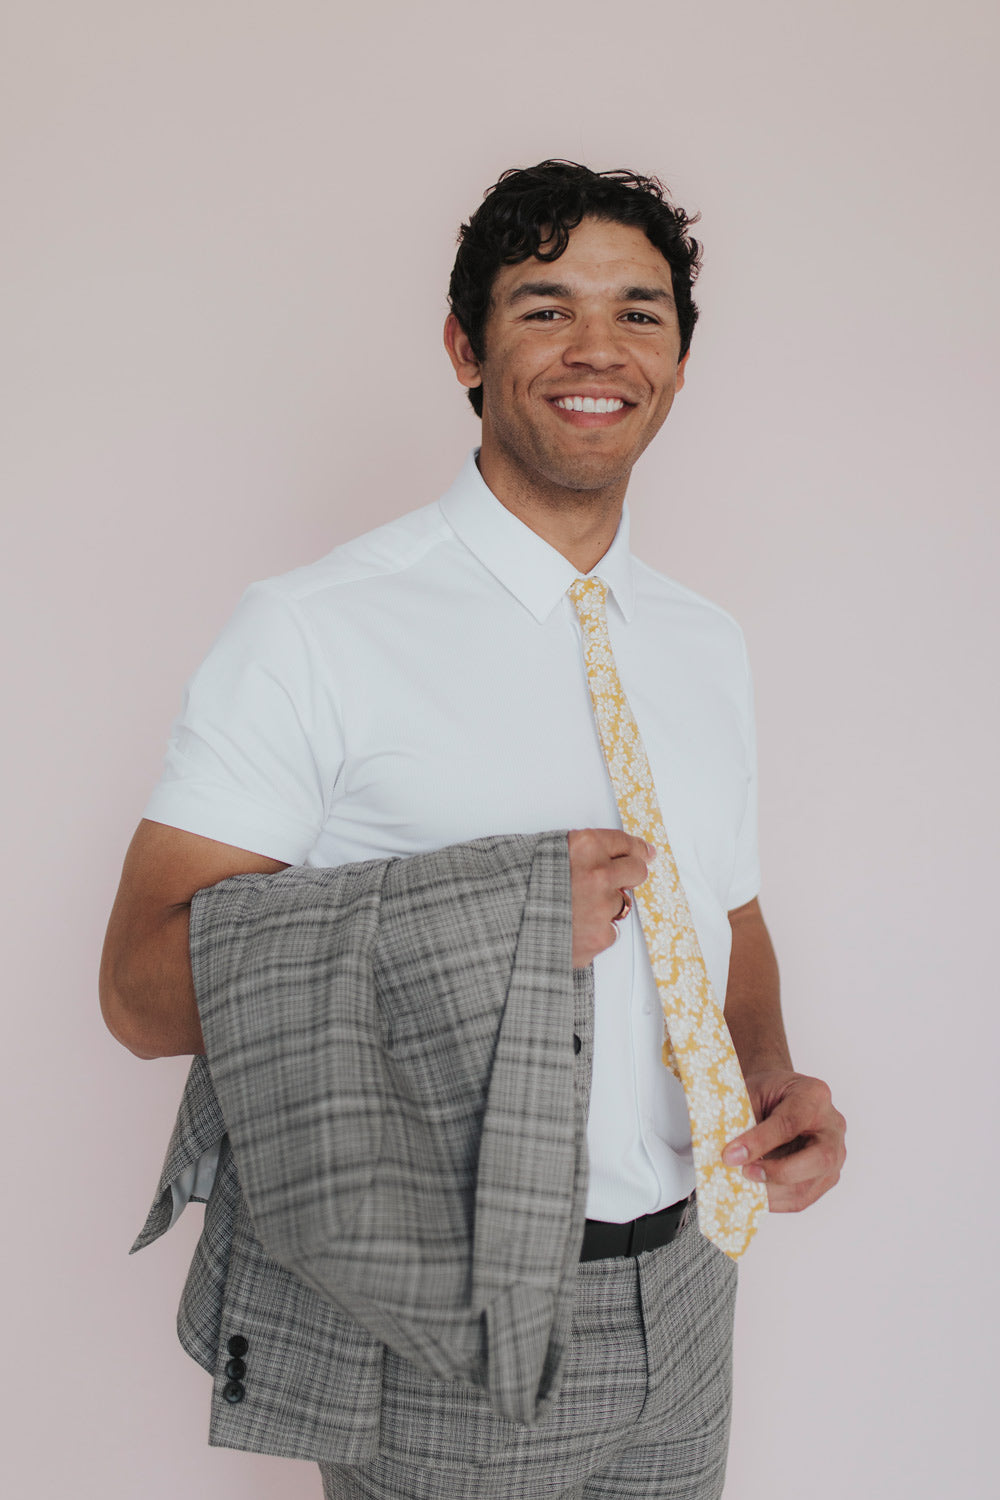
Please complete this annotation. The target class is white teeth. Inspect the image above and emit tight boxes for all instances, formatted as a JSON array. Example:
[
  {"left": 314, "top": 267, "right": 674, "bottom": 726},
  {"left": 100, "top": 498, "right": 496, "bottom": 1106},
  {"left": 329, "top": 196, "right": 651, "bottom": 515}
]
[{"left": 554, "top": 396, "right": 625, "bottom": 413}]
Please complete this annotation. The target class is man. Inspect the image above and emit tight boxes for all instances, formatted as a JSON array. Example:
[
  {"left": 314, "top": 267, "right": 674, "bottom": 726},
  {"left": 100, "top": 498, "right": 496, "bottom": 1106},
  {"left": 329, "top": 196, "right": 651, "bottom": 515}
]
[{"left": 101, "top": 161, "right": 845, "bottom": 1498}]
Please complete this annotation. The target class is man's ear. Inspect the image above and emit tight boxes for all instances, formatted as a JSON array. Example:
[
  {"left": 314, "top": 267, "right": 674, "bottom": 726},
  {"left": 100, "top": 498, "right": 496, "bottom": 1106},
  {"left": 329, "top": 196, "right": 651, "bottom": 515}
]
[
  {"left": 443, "top": 314, "right": 483, "bottom": 391},
  {"left": 675, "top": 349, "right": 690, "bottom": 392}
]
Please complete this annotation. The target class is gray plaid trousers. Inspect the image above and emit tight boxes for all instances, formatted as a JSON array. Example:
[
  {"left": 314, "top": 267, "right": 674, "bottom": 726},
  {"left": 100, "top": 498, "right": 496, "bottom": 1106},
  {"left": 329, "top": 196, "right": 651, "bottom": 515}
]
[{"left": 320, "top": 1217, "right": 738, "bottom": 1500}]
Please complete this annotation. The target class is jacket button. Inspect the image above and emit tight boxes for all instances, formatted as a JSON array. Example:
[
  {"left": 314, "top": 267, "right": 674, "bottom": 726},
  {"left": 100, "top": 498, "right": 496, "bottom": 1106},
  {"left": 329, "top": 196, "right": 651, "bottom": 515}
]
[
  {"left": 225, "top": 1357, "right": 246, "bottom": 1380},
  {"left": 573, "top": 1033, "right": 582, "bottom": 1054},
  {"left": 222, "top": 1380, "right": 245, "bottom": 1404},
  {"left": 227, "top": 1334, "right": 249, "bottom": 1358}
]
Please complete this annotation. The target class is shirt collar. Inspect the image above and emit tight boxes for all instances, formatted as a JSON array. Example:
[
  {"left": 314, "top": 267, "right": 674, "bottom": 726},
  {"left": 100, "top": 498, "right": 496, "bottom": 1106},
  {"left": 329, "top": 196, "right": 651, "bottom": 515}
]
[{"left": 438, "top": 449, "right": 636, "bottom": 624}]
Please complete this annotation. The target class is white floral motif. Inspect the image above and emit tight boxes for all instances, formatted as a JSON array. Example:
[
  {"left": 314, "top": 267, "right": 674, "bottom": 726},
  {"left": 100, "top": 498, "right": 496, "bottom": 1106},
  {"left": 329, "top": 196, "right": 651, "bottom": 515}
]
[{"left": 569, "top": 577, "right": 767, "bottom": 1260}]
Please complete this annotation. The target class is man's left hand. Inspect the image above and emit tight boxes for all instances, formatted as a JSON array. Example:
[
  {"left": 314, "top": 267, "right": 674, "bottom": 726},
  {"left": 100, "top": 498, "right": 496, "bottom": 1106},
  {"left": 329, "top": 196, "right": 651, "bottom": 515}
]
[{"left": 722, "top": 1071, "right": 846, "bottom": 1212}]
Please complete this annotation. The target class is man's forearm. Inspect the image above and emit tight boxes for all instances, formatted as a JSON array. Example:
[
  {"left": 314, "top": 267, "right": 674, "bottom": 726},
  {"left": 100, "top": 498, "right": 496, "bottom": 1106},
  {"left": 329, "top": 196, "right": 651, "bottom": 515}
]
[
  {"left": 99, "top": 905, "right": 206, "bottom": 1059},
  {"left": 721, "top": 897, "right": 846, "bottom": 1207},
  {"left": 724, "top": 898, "right": 792, "bottom": 1077}
]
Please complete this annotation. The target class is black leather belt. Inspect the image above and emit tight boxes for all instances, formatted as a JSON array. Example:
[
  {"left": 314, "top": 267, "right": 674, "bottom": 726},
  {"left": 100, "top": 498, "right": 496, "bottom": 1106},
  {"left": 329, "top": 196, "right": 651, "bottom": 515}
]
[{"left": 580, "top": 1192, "right": 696, "bottom": 1261}]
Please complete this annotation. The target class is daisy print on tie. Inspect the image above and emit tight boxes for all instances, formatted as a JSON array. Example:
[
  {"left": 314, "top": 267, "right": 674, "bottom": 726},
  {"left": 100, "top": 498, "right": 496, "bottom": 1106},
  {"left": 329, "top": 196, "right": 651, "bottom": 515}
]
[{"left": 568, "top": 576, "right": 767, "bottom": 1260}]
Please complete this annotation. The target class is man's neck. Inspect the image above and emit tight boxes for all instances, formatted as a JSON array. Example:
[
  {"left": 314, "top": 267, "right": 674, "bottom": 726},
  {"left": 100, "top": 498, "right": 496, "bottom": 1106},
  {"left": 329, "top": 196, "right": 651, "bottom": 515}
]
[{"left": 475, "top": 445, "right": 627, "bottom": 576}]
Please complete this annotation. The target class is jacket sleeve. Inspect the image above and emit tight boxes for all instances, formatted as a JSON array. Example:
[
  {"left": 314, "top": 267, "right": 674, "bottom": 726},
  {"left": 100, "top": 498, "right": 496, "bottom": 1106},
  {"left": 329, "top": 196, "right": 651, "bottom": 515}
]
[{"left": 130, "top": 1055, "right": 227, "bottom": 1253}]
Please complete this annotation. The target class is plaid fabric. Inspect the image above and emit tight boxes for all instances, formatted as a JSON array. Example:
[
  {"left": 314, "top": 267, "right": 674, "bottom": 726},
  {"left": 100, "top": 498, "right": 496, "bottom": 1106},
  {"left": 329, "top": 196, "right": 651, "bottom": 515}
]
[
  {"left": 320, "top": 1217, "right": 738, "bottom": 1499},
  {"left": 132, "top": 830, "right": 595, "bottom": 1456}
]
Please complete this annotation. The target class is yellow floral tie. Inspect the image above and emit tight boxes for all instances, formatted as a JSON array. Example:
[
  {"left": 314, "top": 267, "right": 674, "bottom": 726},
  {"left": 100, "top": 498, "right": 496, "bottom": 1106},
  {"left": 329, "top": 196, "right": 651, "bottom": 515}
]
[{"left": 569, "top": 576, "right": 767, "bottom": 1260}]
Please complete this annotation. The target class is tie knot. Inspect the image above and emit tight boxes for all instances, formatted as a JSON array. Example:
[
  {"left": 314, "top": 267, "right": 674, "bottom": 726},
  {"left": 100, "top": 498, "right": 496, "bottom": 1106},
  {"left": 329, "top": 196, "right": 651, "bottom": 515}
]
[{"left": 568, "top": 576, "right": 608, "bottom": 617}]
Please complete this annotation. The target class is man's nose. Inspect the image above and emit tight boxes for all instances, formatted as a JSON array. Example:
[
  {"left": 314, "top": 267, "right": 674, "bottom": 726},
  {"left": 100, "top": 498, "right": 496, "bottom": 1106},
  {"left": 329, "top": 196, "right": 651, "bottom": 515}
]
[{"left": 562, "top": 317, "right": 627, "bottom": 370}]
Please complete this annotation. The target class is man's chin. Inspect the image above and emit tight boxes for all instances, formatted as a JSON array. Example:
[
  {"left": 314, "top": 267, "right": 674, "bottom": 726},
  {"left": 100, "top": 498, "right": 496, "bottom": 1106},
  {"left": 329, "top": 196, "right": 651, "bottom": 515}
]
[
  {"left": 488, "top": 420, "right": 637, "bottom": 499},
  {"left": 538, "top": 452, "right": 634, "bottom": 498}
]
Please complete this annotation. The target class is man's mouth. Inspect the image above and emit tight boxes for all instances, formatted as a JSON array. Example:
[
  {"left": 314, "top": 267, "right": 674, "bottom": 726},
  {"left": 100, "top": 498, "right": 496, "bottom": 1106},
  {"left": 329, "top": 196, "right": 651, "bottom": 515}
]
[{"left": 552, "top": 395, "right": 626, "bottom": 414}]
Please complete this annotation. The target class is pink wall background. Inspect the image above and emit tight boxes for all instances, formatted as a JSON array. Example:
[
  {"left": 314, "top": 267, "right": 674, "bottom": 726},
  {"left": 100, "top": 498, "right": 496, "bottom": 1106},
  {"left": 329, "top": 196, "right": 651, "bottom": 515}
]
[{"left": 4, "top": 2, "right": 996, "bottom": 1495}]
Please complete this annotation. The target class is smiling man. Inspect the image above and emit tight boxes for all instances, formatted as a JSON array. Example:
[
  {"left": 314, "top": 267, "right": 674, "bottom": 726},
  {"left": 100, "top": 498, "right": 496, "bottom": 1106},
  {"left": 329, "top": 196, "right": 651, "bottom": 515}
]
[
  {"left": 102, "top": 162, "right": 844, "bottom": 1500},
  {"left": 445, "top": 215, "right": 689, "bottom": 561}
]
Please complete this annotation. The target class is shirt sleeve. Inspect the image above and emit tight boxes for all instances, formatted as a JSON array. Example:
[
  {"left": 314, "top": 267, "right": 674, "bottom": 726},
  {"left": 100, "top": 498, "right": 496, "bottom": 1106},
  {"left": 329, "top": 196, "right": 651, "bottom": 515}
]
[
  {"left": 142, "top": 582, "right": 343, "bottom": 864},
  {"left": 728, "top": 632, "right": 761, "bottom": 910}
]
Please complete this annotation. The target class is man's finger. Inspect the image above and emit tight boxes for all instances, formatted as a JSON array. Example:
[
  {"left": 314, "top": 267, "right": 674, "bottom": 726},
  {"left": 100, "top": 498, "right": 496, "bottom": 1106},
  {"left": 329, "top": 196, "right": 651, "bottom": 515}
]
[
  {"left": 609, "top": 834, "right": 657, "bottom": 862},
  {"left": 568, "top": 829, "right": 655, "bottom": 868},
  {"left": 611, "top": 852, "right": 653, "bottom": 892},
  {"left": 740, "top": 1135, "right": 842, "bottom": 1188},
  {"left": 762, "top": 1171, "right": 842, "bottom": 1213},
  {"left": 722, "top": 1108, "right": 805, "bottom": 1167}
]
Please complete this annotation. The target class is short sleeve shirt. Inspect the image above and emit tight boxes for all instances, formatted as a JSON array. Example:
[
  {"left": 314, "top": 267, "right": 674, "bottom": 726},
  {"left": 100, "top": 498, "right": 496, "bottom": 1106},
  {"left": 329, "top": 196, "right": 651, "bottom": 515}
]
[{"left": 145, "top": 451, "right": 760, "bottom": 1221}]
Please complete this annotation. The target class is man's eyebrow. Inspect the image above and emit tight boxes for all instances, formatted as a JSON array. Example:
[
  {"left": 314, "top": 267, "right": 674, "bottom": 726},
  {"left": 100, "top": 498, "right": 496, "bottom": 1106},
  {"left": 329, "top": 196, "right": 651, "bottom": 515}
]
[
  {"left": 505, "top": 281, "right": 573, "bottom": 305},
  {"left": 504, "top": 280, "right": 675, "bottom": 306},
  {"left": 621, "top": 285, "right": 675, "bottom": 305}
]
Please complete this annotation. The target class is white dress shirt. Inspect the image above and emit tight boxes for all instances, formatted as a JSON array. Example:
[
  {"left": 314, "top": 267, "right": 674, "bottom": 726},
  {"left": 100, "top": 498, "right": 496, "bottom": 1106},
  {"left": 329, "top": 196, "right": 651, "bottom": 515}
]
[{"left": 145, "top": 450, "right": 760, "bottom": 1222}]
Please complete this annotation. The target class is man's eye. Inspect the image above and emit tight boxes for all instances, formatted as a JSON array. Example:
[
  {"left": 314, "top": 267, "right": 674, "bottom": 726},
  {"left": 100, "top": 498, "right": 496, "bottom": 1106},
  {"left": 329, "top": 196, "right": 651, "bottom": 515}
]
[
  {"left": 622, "top": 311, "right": 657, "bottom": 324},
  {"left": 525, "top": 309, "right": 562, "bottom": 321}
]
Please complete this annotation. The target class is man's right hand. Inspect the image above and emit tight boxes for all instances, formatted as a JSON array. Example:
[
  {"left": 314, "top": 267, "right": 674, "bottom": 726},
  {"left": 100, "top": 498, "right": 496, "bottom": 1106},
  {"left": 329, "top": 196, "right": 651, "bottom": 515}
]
[{"left": 567, "top": 829, "right": 655, "bottom": 968}]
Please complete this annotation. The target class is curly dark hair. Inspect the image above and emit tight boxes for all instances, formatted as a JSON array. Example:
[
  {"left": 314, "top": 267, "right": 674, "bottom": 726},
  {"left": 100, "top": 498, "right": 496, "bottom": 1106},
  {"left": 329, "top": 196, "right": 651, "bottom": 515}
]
[{"left": 448, "top": 160, "right": 702, "bottom": 417}]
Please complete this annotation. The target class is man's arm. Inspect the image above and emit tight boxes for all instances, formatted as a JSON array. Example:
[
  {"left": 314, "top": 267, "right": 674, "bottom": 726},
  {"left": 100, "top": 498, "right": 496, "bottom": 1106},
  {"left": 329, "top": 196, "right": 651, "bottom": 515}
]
[
  {"left": 99, "top": 818, "right": 289, "bottom": 1059},
  {"left": 721, "top": 897, "right": 846, "bottom": 1212},
  {"left": 102, "top": 821, "right": 650, "bottom": 1060}
]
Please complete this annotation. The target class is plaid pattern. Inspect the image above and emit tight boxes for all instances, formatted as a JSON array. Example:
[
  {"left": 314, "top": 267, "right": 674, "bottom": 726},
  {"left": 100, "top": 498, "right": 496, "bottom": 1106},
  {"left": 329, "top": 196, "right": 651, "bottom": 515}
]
[
  {"left": 133, "top": 830, "right": 596, "bottom": 1455},
  {"left": 320, "top": 1216, "right": 738, "bottom": 1499}
]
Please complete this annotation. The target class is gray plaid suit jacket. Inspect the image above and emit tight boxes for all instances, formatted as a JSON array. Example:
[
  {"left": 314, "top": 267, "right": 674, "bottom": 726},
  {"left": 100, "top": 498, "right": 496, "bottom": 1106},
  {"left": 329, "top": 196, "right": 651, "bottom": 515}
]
[{"left": 132, "top": 830, "right": 596, "bottom": 1463}]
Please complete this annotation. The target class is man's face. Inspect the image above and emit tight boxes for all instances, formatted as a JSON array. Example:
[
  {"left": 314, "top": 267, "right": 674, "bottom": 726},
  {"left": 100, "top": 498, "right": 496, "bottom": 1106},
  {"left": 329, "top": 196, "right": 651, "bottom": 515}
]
[{"left": 449, "top": 216, "right": 689, "bottom": 499}]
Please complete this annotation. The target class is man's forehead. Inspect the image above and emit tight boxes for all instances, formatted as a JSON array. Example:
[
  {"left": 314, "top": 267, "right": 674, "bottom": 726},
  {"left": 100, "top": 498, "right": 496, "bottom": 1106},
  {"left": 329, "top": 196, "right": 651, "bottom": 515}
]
[{"left": 494, "top": 219, "right": 674, "bottom": 303}]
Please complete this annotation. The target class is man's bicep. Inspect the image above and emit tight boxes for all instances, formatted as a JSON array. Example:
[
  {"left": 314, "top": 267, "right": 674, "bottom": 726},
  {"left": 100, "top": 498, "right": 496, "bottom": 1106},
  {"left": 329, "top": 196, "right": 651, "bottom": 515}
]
[
  {"left": 726, "top": 898, "right": 774, "bottom": 977},
  {"left": 116, "top": 818, "right": 289, "bottom": 917},
  {"left": 727, "top": 895, "right": 762, "bottom": 928}
]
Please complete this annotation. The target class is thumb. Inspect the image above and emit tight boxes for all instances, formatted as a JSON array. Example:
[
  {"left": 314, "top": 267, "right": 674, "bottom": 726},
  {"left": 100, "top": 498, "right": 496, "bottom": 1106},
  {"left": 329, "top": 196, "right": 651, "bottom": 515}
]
[{"left": 722, "top": 1108, "right": 796, "bottom": 1167}]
